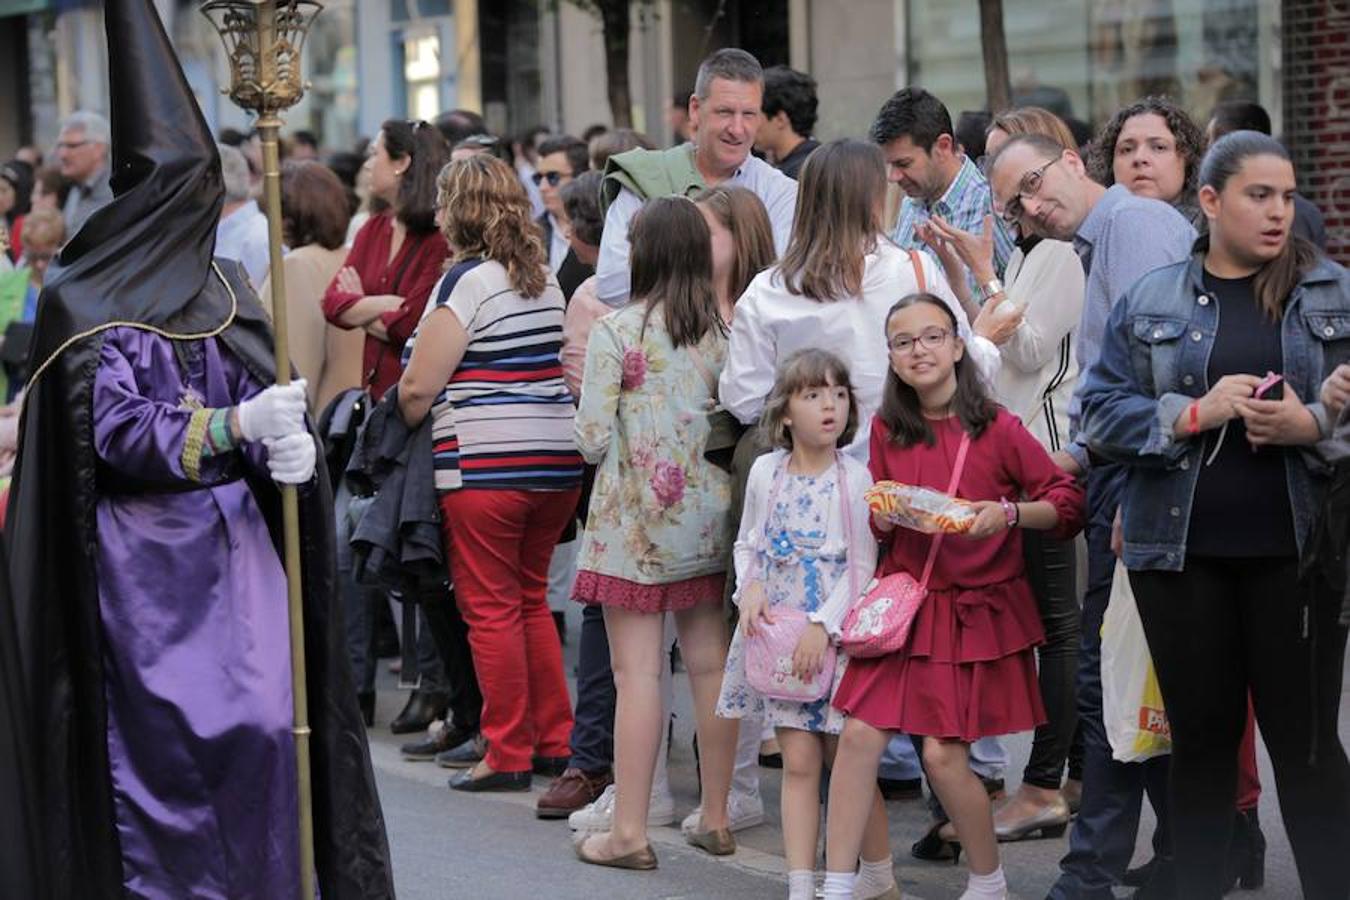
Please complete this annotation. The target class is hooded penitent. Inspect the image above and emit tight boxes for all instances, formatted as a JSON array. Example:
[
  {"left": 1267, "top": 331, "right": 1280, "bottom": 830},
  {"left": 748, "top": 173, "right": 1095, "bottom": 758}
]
[{"left": 4, "top": 0, "right": 394, "bottom": 897}]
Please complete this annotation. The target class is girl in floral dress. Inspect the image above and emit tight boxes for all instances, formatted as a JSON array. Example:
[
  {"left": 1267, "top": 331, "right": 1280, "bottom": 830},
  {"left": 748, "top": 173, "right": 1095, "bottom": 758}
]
[
  {"left": 717, "top": 349, "right": 877, "bottom": 900},
  {"left": 571, "top": 197, "right": 742, "bottom": 870}
]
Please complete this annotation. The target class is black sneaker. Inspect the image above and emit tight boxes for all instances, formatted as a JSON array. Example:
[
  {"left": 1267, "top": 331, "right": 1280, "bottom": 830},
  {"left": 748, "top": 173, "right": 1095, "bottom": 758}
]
[{"left": 400, "top": 724, "right": 474, "bottom": 761}]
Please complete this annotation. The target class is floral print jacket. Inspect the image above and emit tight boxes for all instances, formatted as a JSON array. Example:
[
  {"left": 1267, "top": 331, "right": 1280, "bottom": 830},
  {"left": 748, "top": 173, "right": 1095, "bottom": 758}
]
[{"left": 574, "top": 303, "right": 734, "bottom": 584}]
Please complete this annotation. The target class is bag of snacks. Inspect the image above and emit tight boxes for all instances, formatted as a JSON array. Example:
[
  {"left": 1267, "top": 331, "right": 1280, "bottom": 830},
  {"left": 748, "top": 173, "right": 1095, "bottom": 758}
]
[{"left": 864, "top": 480, "right": 976, "bottom": 534}]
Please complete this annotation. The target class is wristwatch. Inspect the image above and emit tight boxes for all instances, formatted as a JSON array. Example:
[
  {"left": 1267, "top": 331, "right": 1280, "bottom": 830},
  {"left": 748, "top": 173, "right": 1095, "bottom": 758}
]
[
  {"left": 978, "top": 277, "right": 1005, "bottom": 303},
  {"left": 999, "top": 497, "right": 1018, "bottom": 529}
]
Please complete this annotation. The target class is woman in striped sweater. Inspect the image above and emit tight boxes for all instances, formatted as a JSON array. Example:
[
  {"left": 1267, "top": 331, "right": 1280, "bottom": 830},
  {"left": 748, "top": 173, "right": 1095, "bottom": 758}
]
[{"left": 399, "top": 154, "right": 583, "bottom": 792}]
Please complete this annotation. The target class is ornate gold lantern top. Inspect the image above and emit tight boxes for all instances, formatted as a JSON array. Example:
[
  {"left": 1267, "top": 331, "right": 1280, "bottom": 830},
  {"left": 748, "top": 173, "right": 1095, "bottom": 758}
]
[{"left": 200, "top": 0, "right": 323, "bottom": 117}]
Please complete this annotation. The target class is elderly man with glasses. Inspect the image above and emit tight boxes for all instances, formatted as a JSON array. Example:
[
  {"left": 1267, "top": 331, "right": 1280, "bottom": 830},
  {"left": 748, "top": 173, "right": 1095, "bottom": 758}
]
[{"left": 55, "top": 111, "right": 113, "bottom": 238}]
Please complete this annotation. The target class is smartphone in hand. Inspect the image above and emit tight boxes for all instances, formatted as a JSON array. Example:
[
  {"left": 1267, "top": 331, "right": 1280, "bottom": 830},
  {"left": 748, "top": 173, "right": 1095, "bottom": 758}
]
[{"left": 1255, "top": 373, "right": 1284, "bottom": 401}]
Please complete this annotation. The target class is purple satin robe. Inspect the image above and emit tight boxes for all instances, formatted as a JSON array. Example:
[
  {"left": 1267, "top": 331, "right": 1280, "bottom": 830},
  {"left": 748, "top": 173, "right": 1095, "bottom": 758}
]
[{"left": 92, "top": 327, "right": 300, "bottom": 898}]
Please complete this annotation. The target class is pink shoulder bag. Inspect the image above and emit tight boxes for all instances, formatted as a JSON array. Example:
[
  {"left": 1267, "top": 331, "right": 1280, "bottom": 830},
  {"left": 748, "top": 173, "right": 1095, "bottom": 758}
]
[
  {"left": 744, "top": 454, "right": 856, "bottom": 702},
  {"left": 840, "top": 432, "right": 970, "bottom": 659}
]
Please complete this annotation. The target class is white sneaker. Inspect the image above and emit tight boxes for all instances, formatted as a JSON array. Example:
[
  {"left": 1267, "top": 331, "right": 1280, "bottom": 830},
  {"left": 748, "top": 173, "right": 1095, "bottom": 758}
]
[
  {"left": 680, "top": 788, "right": 765, "bottom": 836},
  {"left": 567, "top": 783, "right": 677, "bottom": 833}
]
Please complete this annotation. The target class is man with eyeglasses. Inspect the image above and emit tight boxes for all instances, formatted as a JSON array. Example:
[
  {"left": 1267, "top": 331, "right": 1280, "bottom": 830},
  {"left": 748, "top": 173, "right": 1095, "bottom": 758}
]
[
  {"left": 987, "top": 132, "right": 1194, "bottom": 900},
  {"left": 533, "top": 135, "right": 593, "bottom": 301},
  {"left": 55, "top": 111, "right": 113, "bottom": 238},
  {"left": 874, "top": 87, "right": 1015, "bottom": 299}
]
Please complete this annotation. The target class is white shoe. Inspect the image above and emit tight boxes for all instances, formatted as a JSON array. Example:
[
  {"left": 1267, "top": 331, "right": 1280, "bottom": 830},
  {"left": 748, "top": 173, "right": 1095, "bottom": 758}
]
[
  {"left": 680, "top": 788, "right": 765, "bottom": 836},
  {"left": 567, "top": 783, "right": 677, "bottom": 833}
]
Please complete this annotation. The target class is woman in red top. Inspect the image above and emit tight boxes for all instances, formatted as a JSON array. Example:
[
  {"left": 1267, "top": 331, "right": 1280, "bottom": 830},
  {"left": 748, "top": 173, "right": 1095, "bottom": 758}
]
[
  {"left": 323, "top": 119, "right": 450, "bottom": 398},
  {"left": 821, "top": 294, "right": 1084, "bottom": 900}
]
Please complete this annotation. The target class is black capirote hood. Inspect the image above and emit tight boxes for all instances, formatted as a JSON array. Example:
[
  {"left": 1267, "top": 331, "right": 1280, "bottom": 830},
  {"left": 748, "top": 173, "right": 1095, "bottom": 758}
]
[{"left": 32, "top": 0, "right": 223, "bottom": 371}]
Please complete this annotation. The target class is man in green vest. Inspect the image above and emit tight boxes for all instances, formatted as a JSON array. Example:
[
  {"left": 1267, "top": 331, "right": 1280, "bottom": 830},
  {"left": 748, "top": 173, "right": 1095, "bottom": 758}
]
[{"left": 594, "top": 47, "right": 798, "bottom": 308}]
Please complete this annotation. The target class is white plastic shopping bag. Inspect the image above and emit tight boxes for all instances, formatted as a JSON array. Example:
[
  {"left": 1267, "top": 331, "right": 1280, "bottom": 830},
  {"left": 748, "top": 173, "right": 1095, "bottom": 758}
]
[{"left": 1101, "top": 560, "right": 1171, "bottom": 762}]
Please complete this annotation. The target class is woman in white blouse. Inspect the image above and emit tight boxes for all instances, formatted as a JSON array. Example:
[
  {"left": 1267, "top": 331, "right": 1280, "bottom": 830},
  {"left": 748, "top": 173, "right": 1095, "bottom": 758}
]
[
  {"left": 719, "top": 139, "right": 1001, "bottom": 463},
  {"left": 920, "top": 106, "right": 1086, "bottom": 844}
]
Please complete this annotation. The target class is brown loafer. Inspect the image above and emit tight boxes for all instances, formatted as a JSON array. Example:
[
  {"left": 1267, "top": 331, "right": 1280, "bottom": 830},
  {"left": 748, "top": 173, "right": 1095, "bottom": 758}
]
[
  {"left": 685, "top": 826, "right": 735, "bottom": 856},
  {"left": 574, "top": 834, "right": 658, "bottom": 870},
  {"left": 536, "top": 767, "right": 613, "bottom": 819}
]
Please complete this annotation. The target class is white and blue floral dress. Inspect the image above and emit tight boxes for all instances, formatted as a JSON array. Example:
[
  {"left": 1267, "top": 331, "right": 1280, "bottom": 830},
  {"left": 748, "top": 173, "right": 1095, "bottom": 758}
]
[{"left": 716, "top": 451, "right": 876, "bottom": 735}]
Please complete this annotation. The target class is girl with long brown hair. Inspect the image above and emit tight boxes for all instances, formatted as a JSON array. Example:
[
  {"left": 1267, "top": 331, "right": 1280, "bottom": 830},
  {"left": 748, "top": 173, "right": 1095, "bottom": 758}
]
[
  {"left": 398, "top": 153, "right": 583, "bottom": 792},
  {"left": 721, "top": 138, "right": 996, "bottom": 461},
  {"left": 823, "top": 293, "right": 1083, "bottom": 900},
  {"left": 571, "top": 196, "right": 742, "bottom": 869},
  {"left": 919, "top": 106, "right": 1087, "bottom": 842}
]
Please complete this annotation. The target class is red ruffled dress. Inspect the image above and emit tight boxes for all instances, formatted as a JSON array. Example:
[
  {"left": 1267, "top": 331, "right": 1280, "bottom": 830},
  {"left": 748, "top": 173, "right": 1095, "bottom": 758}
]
[{"left": 832, "top": 411, "right": 1085, "bottom": 740}]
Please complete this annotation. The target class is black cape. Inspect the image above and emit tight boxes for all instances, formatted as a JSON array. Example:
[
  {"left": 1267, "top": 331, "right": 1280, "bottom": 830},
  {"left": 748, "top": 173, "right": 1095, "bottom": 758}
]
[
  {"left": 0, "top": 539, "right": 40, "bottom": 898},
  {"left": 3, "top": 0, "right": 394, "bottom": 896},
  {"left": 7, "top": 265, "right": 397, "bottom": 900}
]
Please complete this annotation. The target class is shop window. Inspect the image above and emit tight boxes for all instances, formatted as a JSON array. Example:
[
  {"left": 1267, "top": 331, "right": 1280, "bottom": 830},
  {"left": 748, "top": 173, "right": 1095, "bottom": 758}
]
[
  {"left": 402, "top": 31, "right": 442, "bottom": 121},
  {"left": 907, "top": 0, "right": 1276, "bottom": 131}
]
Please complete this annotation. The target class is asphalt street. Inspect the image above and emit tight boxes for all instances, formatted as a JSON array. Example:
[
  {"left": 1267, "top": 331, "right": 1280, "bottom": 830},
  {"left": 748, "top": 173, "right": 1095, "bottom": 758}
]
[{"left": 368, "top": 604, "right": 1350, "bottom": 899}]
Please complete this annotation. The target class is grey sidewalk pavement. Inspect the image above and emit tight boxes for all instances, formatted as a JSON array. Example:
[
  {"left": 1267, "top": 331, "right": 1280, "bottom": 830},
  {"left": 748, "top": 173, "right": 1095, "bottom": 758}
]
[{"left": 367, "top": 605, "right": 1350, "bottom": 899}]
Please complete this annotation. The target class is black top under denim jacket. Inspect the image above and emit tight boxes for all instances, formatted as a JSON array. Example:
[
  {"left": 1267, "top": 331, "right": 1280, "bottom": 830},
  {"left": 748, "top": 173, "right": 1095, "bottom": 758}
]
[
  {"left": 1187, "top": 270, "right": 1297, "bottom": 557},
  {"left": 1080, "top": 246, "right": 1350, "bottom": 575}
]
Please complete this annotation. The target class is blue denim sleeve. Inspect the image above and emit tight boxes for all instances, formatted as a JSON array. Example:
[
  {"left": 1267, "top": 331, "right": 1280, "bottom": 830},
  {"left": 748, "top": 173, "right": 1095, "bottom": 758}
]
[{"left": 1080, "top": 295, "right": 1191, "bottom": 468}]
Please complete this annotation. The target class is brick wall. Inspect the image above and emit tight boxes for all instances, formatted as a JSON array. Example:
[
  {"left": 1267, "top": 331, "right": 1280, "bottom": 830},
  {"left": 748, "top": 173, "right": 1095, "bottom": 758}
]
[{"left": 1283, "top": 0, "right": 1350, "bottom": 265}]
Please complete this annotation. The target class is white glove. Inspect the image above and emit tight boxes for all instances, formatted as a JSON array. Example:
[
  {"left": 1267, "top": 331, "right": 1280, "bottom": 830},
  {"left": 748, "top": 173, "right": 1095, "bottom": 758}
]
[
  {"left": 236, "top": 380, "right": 308, "bottom": 442},
  {"left": 263, "top": 432, "right": 316, "bottom": 484}
]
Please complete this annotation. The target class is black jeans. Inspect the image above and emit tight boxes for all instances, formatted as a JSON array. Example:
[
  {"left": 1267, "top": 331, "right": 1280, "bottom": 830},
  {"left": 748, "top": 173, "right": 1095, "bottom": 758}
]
[
  {"left": 1021, "top": 529, "right": 1081, "bottom": 790},
  {"left": 419, "top": 585, "right": 482, "bottom": 733},
  {"left": 1131, "top": 556, "right": 1350, "bottom": 900},
  {"left": 1051, "top": 466, "right": 1170, "bottom": 900}
]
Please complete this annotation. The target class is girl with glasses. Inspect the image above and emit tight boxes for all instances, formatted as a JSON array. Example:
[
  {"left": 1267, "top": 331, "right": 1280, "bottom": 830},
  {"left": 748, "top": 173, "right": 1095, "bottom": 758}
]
[
  {"left": 822, "top": 292, "right": 1084, "bottom": 900},
  {"left": 917, "top": 105, "right": 1088, "bottom": 845}
]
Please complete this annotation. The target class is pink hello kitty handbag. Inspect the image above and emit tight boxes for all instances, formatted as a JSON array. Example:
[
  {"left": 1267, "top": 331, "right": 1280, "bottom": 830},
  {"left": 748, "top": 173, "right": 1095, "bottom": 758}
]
[
  {"left": 744, "top": 454, "right": 855, "bottom": 702},
  {"left": 840, "top": 433, "right": 970, "bottom": 659}
]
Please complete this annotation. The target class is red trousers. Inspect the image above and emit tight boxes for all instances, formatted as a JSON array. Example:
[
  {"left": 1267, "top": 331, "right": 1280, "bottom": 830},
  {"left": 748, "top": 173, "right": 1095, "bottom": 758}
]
[{"left": 439, "top": 488, "right": 580, "bottom": 772}]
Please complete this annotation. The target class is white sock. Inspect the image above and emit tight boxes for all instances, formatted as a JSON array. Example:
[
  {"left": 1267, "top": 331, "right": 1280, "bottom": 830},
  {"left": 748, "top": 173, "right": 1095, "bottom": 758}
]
[
  {"left": 822, "top": 871, "right": 857, "bottom": 899},
  {"left": 854, "top": 855, "right": 895, "bottom": 898},
  {"left": 960, "top": 865, "right": 1007, "bottom": 899},
  {"left": 788, "top": 869, "right": 815, "bottom": 900}
]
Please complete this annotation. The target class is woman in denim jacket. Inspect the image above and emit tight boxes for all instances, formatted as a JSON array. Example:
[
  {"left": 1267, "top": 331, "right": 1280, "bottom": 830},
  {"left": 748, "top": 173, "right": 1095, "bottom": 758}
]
[{"left": 1079, "top": 132, "right": 1350, "bottom": 900}]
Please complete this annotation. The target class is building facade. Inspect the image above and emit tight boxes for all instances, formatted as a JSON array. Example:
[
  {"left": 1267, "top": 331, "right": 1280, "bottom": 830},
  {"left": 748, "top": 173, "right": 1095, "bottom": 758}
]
[{"left": 0, "top": 0, "right": 1343, "bottom": 260}]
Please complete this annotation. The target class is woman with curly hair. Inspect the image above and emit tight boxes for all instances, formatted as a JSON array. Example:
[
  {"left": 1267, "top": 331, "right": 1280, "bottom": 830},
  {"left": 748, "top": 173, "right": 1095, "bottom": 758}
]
[
  {"left": 1089, "top": 96, "right": 1205, "bottom": 225},
  {"left": 399, "top": 153, "right": 584, "bottom": 792}
]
